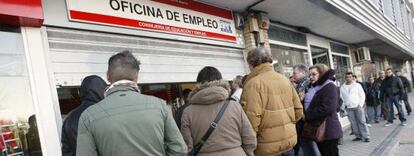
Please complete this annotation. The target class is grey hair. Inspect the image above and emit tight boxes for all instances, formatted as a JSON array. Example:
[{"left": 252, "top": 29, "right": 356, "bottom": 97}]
[
  {"left": 108, "top": 50, "right": 141, "bottom": 82},
  {"left": 233, "top": 75, "right": 243, "bottom": 88},
  {"left": 293, "top": 64, "right": 309, "bottom": 75},
  {"left": 247, "top": 47, "right": 273, "bottom": 68}
]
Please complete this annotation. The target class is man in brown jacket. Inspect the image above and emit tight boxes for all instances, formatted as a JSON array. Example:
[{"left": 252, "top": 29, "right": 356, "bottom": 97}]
[{"left": 241, "top": 47, "right": 304, "bottom": 156}]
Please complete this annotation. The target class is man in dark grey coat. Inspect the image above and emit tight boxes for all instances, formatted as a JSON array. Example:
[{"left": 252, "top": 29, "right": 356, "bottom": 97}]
[{"left": 396, "top": 70, "right": 412, "bottom": 115}]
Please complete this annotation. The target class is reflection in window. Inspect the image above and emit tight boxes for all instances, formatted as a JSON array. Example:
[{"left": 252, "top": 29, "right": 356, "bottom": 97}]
[
  {"left": 0, "top": 28, "right": 42, "bottom": 155},
  {"left": 333, "top": 55, "right": 352, "bottom": 85},
  {"left": 311, "top": 46, "right": 330, "bottom": 68},
  {"left": 270, "top": 45, "right": 309, "bottom": 77}
]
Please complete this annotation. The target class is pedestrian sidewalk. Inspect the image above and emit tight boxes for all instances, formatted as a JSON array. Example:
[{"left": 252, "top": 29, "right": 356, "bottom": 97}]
[{"left": 339, "top": 92, "right": 414, "bottom": 156}]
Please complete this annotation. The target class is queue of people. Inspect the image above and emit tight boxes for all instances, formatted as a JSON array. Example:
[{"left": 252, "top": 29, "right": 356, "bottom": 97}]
[{"left": 59, "top": 47, "right": 411, "bottom": 156}]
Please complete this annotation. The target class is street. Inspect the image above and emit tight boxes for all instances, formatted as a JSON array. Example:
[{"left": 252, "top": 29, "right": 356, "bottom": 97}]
[{"left": 339, "top": 93, "right": 414, "bottom": 156}]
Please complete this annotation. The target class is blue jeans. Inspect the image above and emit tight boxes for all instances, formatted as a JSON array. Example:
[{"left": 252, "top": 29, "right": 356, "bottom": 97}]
[
  {"left": 301, "top": 139, "right": 321, "bottom": 156},
  {"left": 386, "top": 95, "right": 406, "bottom": 123},
  {"left": 367, "top": 105, "right": 381, "bottom": 123},
  {"left": 280, "top": 149, "right": 295, "bottom": 156}
]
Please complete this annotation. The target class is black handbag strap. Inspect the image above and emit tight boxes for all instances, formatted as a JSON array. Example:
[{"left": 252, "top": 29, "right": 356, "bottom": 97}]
[{"left": 191, "top": 99, "right": 232, "bottom": 156}]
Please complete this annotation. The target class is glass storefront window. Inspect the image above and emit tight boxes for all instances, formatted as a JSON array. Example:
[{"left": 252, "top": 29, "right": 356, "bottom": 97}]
[
  {"left": 270, "top": 45, "right": 309, "bottom": 77},
  {"left": 311, "top": 46, "right": 330, "bottom": 67},
  {"left": 58, "top": 82, "right": 196, "bottom": 118},
  {"left": 0, "top": 27, "right": 42, "bottom": 156},
  {"left": 332, "top": 55, "right": 352, "bottom": 85}
]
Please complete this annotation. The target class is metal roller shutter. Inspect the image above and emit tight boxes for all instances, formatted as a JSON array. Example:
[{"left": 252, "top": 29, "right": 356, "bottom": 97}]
[{"left": 45, "top": 27, "right": 247, "bottom": 86}]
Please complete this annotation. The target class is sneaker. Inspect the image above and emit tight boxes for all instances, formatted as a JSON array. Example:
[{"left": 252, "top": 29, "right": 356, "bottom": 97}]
[
  {"left": 367, "top": 124, "right": 372, "bottom": 127},
  {"left": 363, "top": 138, "right": 370, "bottom": 142},
  {"left": 401, "top": 122, "right": 408, "bottom": 126},
  {"left": 385, "top": 123, "right": 393, "bottom": 127},
  {"left": 375, "top": 121, "right": 380, "bottom": 124},
  {"left": 352, "top": 138, "right": 362, "bottom": 141}
]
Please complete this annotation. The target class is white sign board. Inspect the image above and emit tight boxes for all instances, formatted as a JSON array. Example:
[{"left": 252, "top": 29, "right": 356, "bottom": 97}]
[{"left": 66, "top": 0, "right": 237, "bottom": 42}]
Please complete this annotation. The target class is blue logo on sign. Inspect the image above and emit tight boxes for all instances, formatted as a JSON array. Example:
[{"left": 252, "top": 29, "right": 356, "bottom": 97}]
[{"left": 220, "top": 20, "right": 233, "bottom": 34}]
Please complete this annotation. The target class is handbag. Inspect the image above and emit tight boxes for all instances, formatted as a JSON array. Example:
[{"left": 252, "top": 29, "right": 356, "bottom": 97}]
[{"left": 302, "top": 119, "right": 327, "bottom": 143}]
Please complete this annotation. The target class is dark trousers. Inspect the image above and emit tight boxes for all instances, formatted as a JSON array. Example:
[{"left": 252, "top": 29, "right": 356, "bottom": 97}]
[
  {"left": 317, "top": 139, "right": 339, "bottom": 156},
  {"left": 293, "top": 122, "right": 303, "bottom": 156},
  {"left": 381, "top": 101, "right": 388, "bottom": 120},
  {"left": 402, "top": 92, "right": 412, "bottom": 114}
]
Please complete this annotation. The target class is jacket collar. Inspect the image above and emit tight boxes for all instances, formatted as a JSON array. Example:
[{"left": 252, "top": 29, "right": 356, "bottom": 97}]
[
  {"left": 312, "top": 69, "right": 335, "bottom": 87},
  {"left": 245, "top": 63, "right": 273, "bottom": 84},
  {"left": 104, "top": 80, "right": 140, "bottom": 97},
  {"left": 188, "top": 80, "right": 230, "bottom": 105}
]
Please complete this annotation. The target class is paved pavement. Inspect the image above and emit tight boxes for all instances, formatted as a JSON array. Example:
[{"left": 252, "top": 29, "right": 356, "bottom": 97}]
[{"left": 339, "top": 93, "right": 414, "bottom": 156}]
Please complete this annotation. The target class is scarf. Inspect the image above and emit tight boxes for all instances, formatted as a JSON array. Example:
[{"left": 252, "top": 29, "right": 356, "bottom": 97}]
[
  {"left": 303, "top": 80, "right": 334, "bottom": 110},
  {"left": 104, "top": 80, "right": 140, "bottom": 97}
]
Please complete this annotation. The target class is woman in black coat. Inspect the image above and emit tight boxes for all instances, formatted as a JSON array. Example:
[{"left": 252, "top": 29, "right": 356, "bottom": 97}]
[{"left": 305, "top": 64, "right": 343, "bottom": 156}]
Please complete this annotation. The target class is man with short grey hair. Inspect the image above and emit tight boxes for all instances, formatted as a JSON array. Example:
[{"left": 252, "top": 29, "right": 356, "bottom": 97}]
[
  {"left": 241, "top": 47, "right": 303, "bottom": 155},
  {"left": 76, "top": 50, "right": 187, "bottom": 156},
  {"left": 291, "top": 64, "right": 319, "bottom": 156},
  {"left": 292, "top": 64, "right": 309, "bottom": 99}
]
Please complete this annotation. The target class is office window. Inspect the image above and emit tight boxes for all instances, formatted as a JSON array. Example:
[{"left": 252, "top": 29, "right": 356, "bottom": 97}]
[
  {"left": 369, "top": 0, "right": 379, "bottom": 8},
  {"left": 393, "top": 0, "right": 404, "bottom": 31},
  {"left": 378, "top": 0, "right": 384, "bottom": 12},
  {"left": 409, "top": 10, "right": 414, "bottom": 40},
  {"left": 383, "top": 0, "right": 395, "bottom": 23},
  {"left": 404, "top": 8, "right": 411, "bottom": 38}
]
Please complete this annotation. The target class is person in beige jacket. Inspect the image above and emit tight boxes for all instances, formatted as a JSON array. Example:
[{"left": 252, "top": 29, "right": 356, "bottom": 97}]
[
  {"left": 241, "top": 47, "right": 304, "bottom": 156},
  {"left": 180, "top": 66, "right": 257, "bottom": 156}
]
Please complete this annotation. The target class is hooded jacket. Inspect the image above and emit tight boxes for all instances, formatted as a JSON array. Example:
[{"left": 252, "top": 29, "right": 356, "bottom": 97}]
[
  {"left": 240, "top": 63, "right": 303, "bottom": 156},
  {"left": 181, "top": 80, "right": 257, "bottom": 156},
  {"left": 61, "top": 75, "right": 107, "bottom": 156}
]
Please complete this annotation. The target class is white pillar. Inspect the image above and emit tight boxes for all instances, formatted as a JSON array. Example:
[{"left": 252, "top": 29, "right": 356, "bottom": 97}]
[{"left": 21, "top": 27, "right": 62, "bottom": 156}]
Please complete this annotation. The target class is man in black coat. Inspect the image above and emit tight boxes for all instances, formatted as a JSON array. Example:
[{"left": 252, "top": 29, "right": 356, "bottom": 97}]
[
  {"left": 61, "top": 75, "right": 107, "bottom": 156},
  {"left": 396, "top": 70, "right": 412, "bottom": 115},
  {"left": 383, "top": 69, "right": 407, "bottom": 126}
]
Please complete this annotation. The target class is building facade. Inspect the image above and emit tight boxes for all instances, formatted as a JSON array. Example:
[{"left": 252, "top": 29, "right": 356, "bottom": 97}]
[{"left": 1, "top": 0, "right": 414, "bottom": 155}]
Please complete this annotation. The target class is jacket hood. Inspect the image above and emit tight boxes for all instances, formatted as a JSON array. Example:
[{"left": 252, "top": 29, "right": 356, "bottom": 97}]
[
  {"left": 312, "top": 69, "right": 336, "bottom": 87},
  {"left": 188, "top": 80, "right": 231, "bottom": 105},
  {"left": 79, "top": 75, "right": 107, "bottom": 106}
]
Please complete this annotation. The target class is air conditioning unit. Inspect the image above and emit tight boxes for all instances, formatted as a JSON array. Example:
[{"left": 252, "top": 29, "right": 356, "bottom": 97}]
[{"left": 355, "top": 47, "right": 371, "bottom": 63}]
